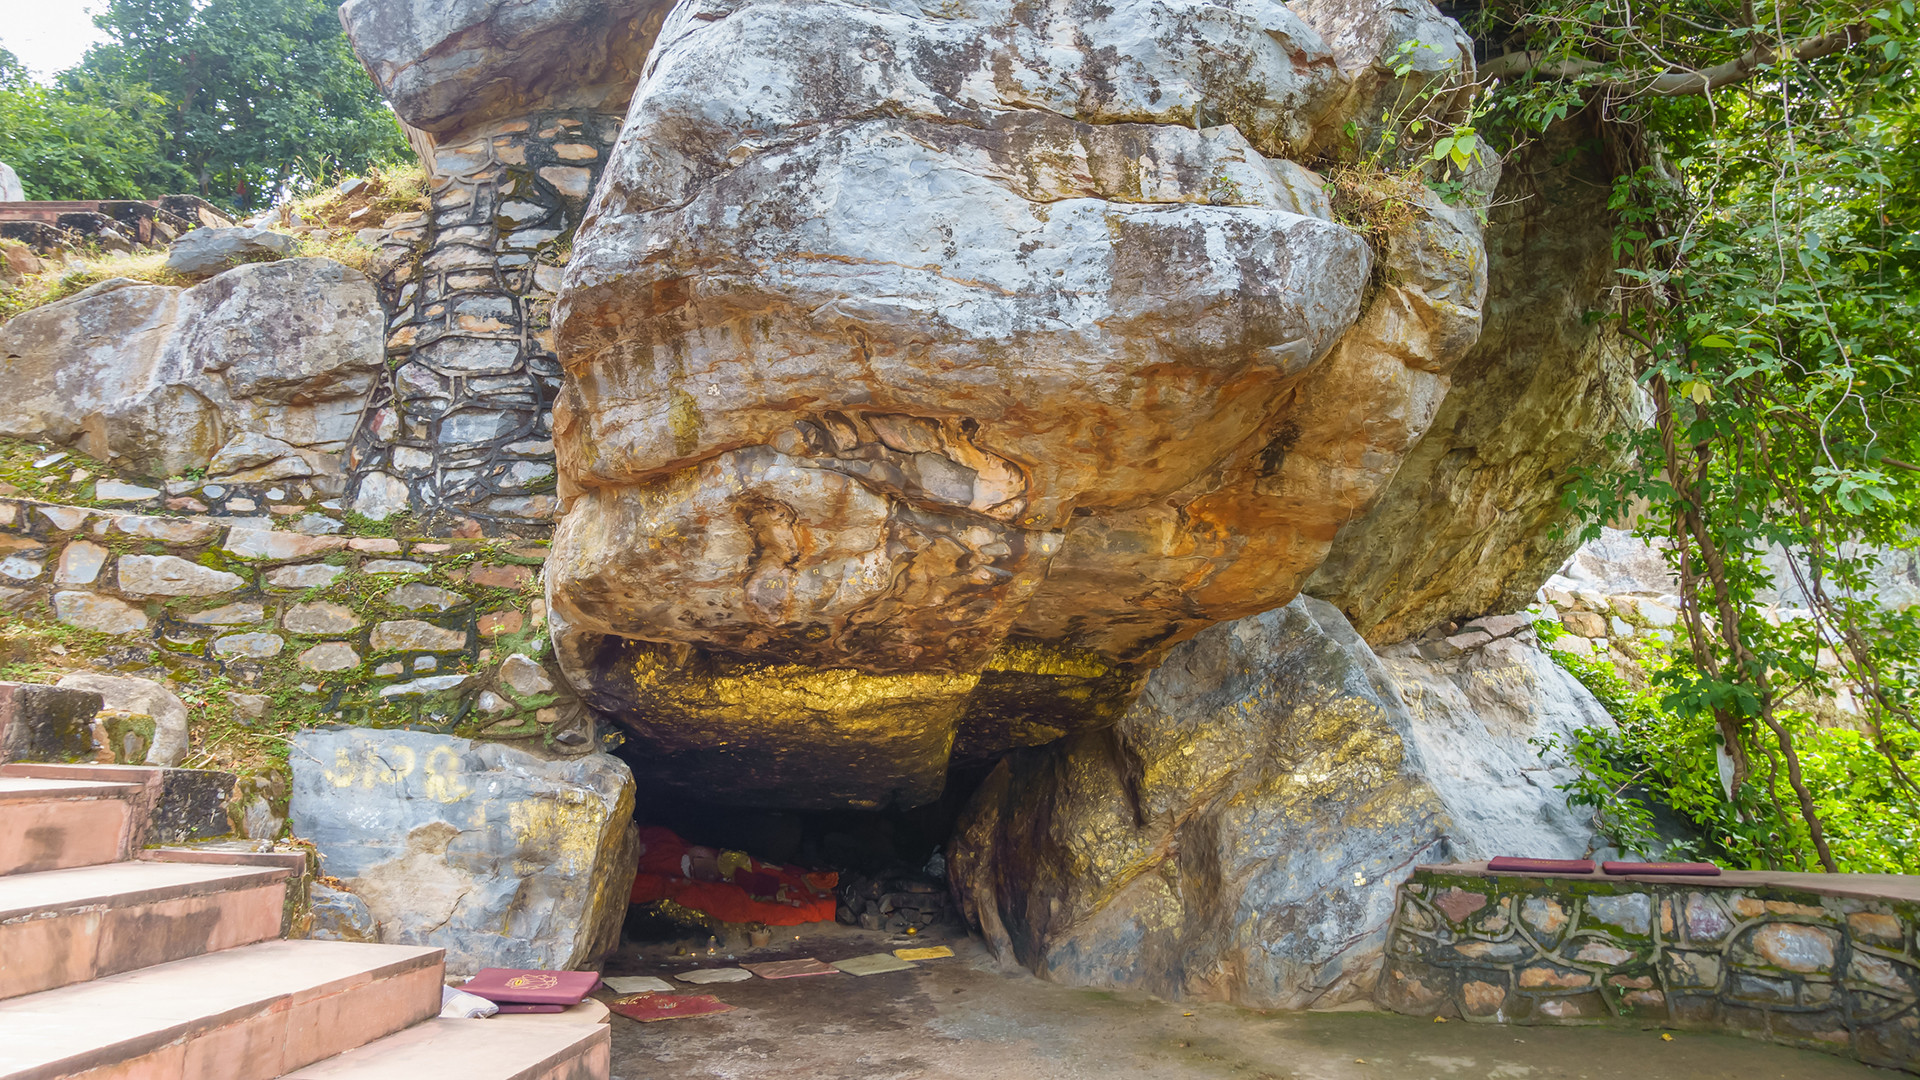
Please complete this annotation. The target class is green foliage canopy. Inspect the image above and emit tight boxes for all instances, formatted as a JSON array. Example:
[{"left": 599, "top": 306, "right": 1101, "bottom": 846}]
[
  {"left": 0, "top": 0, "right": 409, "bottom": 207},
  {"left": 0, "top": 49, "right": 183, "bottom": 199},
  {"left": 1479, "top": 0, "right": 1920, "bottom": 872}
]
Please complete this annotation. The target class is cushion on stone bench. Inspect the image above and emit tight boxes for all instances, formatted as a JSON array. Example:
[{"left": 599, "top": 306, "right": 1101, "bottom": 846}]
[
  {"left": 1487, "top": 857, "right": 1596, "bottom": 874},
  {"left": 1601, "top": 861, "right": 1722, "bottom": 876}
]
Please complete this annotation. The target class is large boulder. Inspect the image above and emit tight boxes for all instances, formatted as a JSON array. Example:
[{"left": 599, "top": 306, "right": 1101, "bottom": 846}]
[
  {"left": 289, "top": 727, "right": 638, "bottom": 976},
  {"left": 0, "top": 259, "right": 384, "bottom": 479},
  {"left": 163, "top": 225, "right": 296, "bottom": 280},
  {"left": 949, "top": 596, "right": 1606, "bottom": 1009},
  {"left": 1307, "top": 110, "right": 1640, "bottom": 644},
  {"left": 548, "top": 0, "right": 1491, "bottom": 808},
  {"left": 339, "top": 0, "right": 673, "bottom": 138}
]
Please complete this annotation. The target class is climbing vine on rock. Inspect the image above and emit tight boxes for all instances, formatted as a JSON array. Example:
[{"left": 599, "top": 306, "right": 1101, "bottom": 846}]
[{"left": 1482, "top": 0, "right": 1920, "bottom": 871}]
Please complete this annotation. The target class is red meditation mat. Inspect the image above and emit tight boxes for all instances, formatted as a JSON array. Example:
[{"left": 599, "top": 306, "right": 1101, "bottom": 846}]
[
  {"left": 1602, "top": 861, "right": 1721, "bottom": 876},
  {"left": 1487, "top": 857, "right": 1596, "bottom": 874},
  {"left": 495, "top": 1004, "right": 567, "bottom": 1014},
  {"left": 630, "top": 826, "right": 839, "bottom": 926},
  {"left": 744, "top": 958, "right": 840, "bottom": 979},
  {"left": 462, "top": 969, "right": 602, "bottom": 1005},
  {"left": 610, "top": 994, "right": 736, "bottom": 1022}
]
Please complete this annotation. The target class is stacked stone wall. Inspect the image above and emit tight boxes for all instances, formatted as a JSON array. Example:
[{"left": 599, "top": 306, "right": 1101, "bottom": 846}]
[
  {"left": 347, "top": 109, "right": 622, "bottom": 535},
  {"left": 0, "top": 489, "right": 595, "bottom": 758},
  {"left": 1379, "top": 867, "right": 1920, "bottom": 1073}
]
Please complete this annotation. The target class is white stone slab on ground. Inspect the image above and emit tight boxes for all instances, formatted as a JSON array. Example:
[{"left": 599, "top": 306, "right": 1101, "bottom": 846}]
[
  {"left": 603, "top": 976, "right": 674, "bottom": 994},
  {"left": 832, "top": 953, "right": 917, "bottom": 977}
]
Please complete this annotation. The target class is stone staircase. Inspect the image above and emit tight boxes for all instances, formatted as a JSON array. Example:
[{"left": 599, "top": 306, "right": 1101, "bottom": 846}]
[{"left": 0, "top": 762, "right": 611, "bottom": 1080}]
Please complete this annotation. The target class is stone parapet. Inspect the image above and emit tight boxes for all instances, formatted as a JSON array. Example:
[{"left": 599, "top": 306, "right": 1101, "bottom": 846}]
[{"left": 1378, "top": 864, "right": 1920, "bottom": 1074}]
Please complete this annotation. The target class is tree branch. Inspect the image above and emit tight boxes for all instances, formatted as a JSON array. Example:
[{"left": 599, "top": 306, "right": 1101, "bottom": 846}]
[{"left": 1483, "top": 24, "right": 1870, "bottom": 96}]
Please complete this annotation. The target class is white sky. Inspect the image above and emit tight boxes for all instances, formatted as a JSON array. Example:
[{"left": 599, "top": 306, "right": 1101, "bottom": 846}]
[{"left": 0, "top": 3, "right": 107, "bottom": 80}]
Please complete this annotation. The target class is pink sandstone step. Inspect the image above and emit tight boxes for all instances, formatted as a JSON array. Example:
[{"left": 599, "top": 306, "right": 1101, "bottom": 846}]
[
  {"left": 0, "top": 763, "right": 224, "bottom": 856},
  {"left": 0, "top": 859, "right": 290, "bottom": 1000},
  {"left": 0, "top": 938, "right": 445, "bottom": 1080},
  {"left": 0, "top": 777, "right": 141, "bottom": 875},
  {"left": 280, "top": 1018, "right": 611, "bottom": 1080}
]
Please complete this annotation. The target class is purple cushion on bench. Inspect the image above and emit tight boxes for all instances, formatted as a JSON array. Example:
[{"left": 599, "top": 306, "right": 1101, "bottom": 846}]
[
  {"left": 1602, "top": 861, "right": 1721, "bottom": 876},
  {"left": 1487, "top": 857, "right": 1596, "bottom": 874}
]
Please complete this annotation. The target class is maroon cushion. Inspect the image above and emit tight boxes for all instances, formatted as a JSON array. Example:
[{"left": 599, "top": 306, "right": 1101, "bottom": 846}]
[
  {"left": 462, "top": 968, "right": 602, "bottom": 1005},
  {"left": 1602, "top": 861, "right": 1721, "bottom": 876},
  {"left": 1487, "top": 857, "right": 1595, "bottom": 874}
]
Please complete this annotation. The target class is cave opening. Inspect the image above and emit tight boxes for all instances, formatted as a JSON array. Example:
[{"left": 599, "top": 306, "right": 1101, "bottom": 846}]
[{"left": 610, "top": 743, "right": 997, "bottom": 958}]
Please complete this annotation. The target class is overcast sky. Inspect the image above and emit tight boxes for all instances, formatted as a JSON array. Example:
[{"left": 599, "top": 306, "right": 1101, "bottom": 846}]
[{"left": 1, "top": 4, "right": 106, "bottom": 80}]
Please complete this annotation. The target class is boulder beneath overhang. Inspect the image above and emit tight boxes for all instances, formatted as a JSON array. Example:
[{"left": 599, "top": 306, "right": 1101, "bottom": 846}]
[
  {"left": 289, "top": 726, "right": 638, "bottom": 976},
  {"left": 949, "top": 596, "right": 1609, "bottom": 1009}
]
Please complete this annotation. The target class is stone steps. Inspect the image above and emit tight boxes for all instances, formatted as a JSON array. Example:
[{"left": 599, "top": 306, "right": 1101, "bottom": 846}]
[
  {"left": 0, "top": 776, "right": 141, "bottom": 875},
  {"left": 280, "top": 1018, "right": 611, "bottom": 1080},
  {"left": 0, "top": 859, "right": 290, "bottom": 1000},
  {"left": 0, "top": 761, "right": 232, "bottom": 852},
  {"left": 0, "top": 938, "right": 445, "bottom": 1080},
  {"left": 0, "top": 690, "right": 611, "bottom": 1080}
]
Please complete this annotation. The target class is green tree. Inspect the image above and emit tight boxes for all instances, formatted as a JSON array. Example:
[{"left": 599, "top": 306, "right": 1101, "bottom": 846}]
[
  {"left": 1479, "top": 0, "right": 1920, "bottom": 872},
  {"left": 0, "top": 49, "right": 182, "bottom": 199},
  {"left": 72, "top": 0, "right": 410, "bottom": 209}
]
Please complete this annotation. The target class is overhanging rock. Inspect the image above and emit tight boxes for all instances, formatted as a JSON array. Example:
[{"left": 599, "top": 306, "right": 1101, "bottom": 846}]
[{"left": 547, "top": 0, "right": 1493, "bottom": 808}]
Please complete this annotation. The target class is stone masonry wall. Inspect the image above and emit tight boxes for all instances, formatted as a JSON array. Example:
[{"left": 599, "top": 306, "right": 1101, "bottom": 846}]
[
  {"left": 1378, "top": 867, "right": 1920, "bottom": 1073},
  {"left": 346, "top": 110, "right": 622, "bottom": 535},
  {"left": 0, "top": 490, "right": 596, "bottom": 758}
]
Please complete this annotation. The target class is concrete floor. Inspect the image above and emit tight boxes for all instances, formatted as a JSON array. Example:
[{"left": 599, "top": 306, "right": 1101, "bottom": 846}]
[{"left": 602, "top": 928, "right": 1885, "bottom": 1080}]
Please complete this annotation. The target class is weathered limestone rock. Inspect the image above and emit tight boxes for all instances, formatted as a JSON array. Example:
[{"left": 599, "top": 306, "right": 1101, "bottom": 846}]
[
  {"left": 549, "top": 0, "right": 1490, "bottom": 807},
  {"left": 1307, "top": 111, "right": 1639, "bottom": 643},
  {"left": 950, "top": 596, "right": 1605, "bottom": 1008},
  {"left": 309, "top": 881, "right": 382, "bottom": 943},
  {"left": 283, "top": 601, "right": 363, "bottom": 635},
  {"left": 163, "top": 226, "right": 296, "bottom": 279},
  {"left": 53, "top": 591, "right": 149, "bottom": 635},
  {"left": 298, "top": 642, "right": 362, "bottom": 672},
  {"left": 54, "top": 541, "right": 108, "bottom": 586},
  {"left": 0, "top": 240, "right": 40, "bottom": 289},
  {"left": 267, "top": 563, "right": 344, "bottom": 589},
  {"left": 498, "top": 653, "right": 553, "bottom": 696},
  {"left": 338, "top": 0, "right": 671, "bottom": 137},
  {"left": 0, "top": 259, "right": 384, "bottom": 478},
  {"left": 212, "top": 632, "right": 286, "bottom": 658},
  {"left": 385, "top": 583, "right": 463, "bottom": 612},
  {"left": 117, "top": 554, "right": 243, "bottom": 598},
  {"left": 94, "top": 480, "right": 160, "bottom": 502},
  {"left": 54, "top": 672, "right": 190, "bottom": 766},
  {"left": 371, "top": 619, "right": 467, "bottom": 653},
  {"left": 288, "top": 727, "right": 639, "bottom": 975},
  {"left": 1374, "top": 635, "right": 1615, "bottom": 859},
  {"left": 0, "top": 681, "right": 103, "bottom": 764}
]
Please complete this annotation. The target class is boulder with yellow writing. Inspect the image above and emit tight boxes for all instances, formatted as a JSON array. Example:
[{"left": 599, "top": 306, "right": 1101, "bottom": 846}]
[{"left": 288, "top": 726, "right": 638, "bottom": 975}]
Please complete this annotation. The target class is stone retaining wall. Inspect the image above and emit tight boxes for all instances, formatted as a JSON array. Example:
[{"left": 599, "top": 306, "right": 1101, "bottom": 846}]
[
  {"left": 0, "top": 494, "right": 596, "bottom": 758},
  {"left": 346, "top": 109, "right": 622, "bottom": 534},
  {"left": 1378, "top": 866, "right": 1920, "bottom": 1073}
]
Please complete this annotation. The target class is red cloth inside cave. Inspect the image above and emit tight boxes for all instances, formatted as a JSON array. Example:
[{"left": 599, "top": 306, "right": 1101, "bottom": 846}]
[{"left": 628, "top": 826, "right": 839, "bottom": 926}]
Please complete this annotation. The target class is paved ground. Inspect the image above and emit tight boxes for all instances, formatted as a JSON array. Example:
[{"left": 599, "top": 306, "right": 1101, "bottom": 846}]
[{"left": 602, "top": 928, "right": 1882, "bottom": 1080}]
